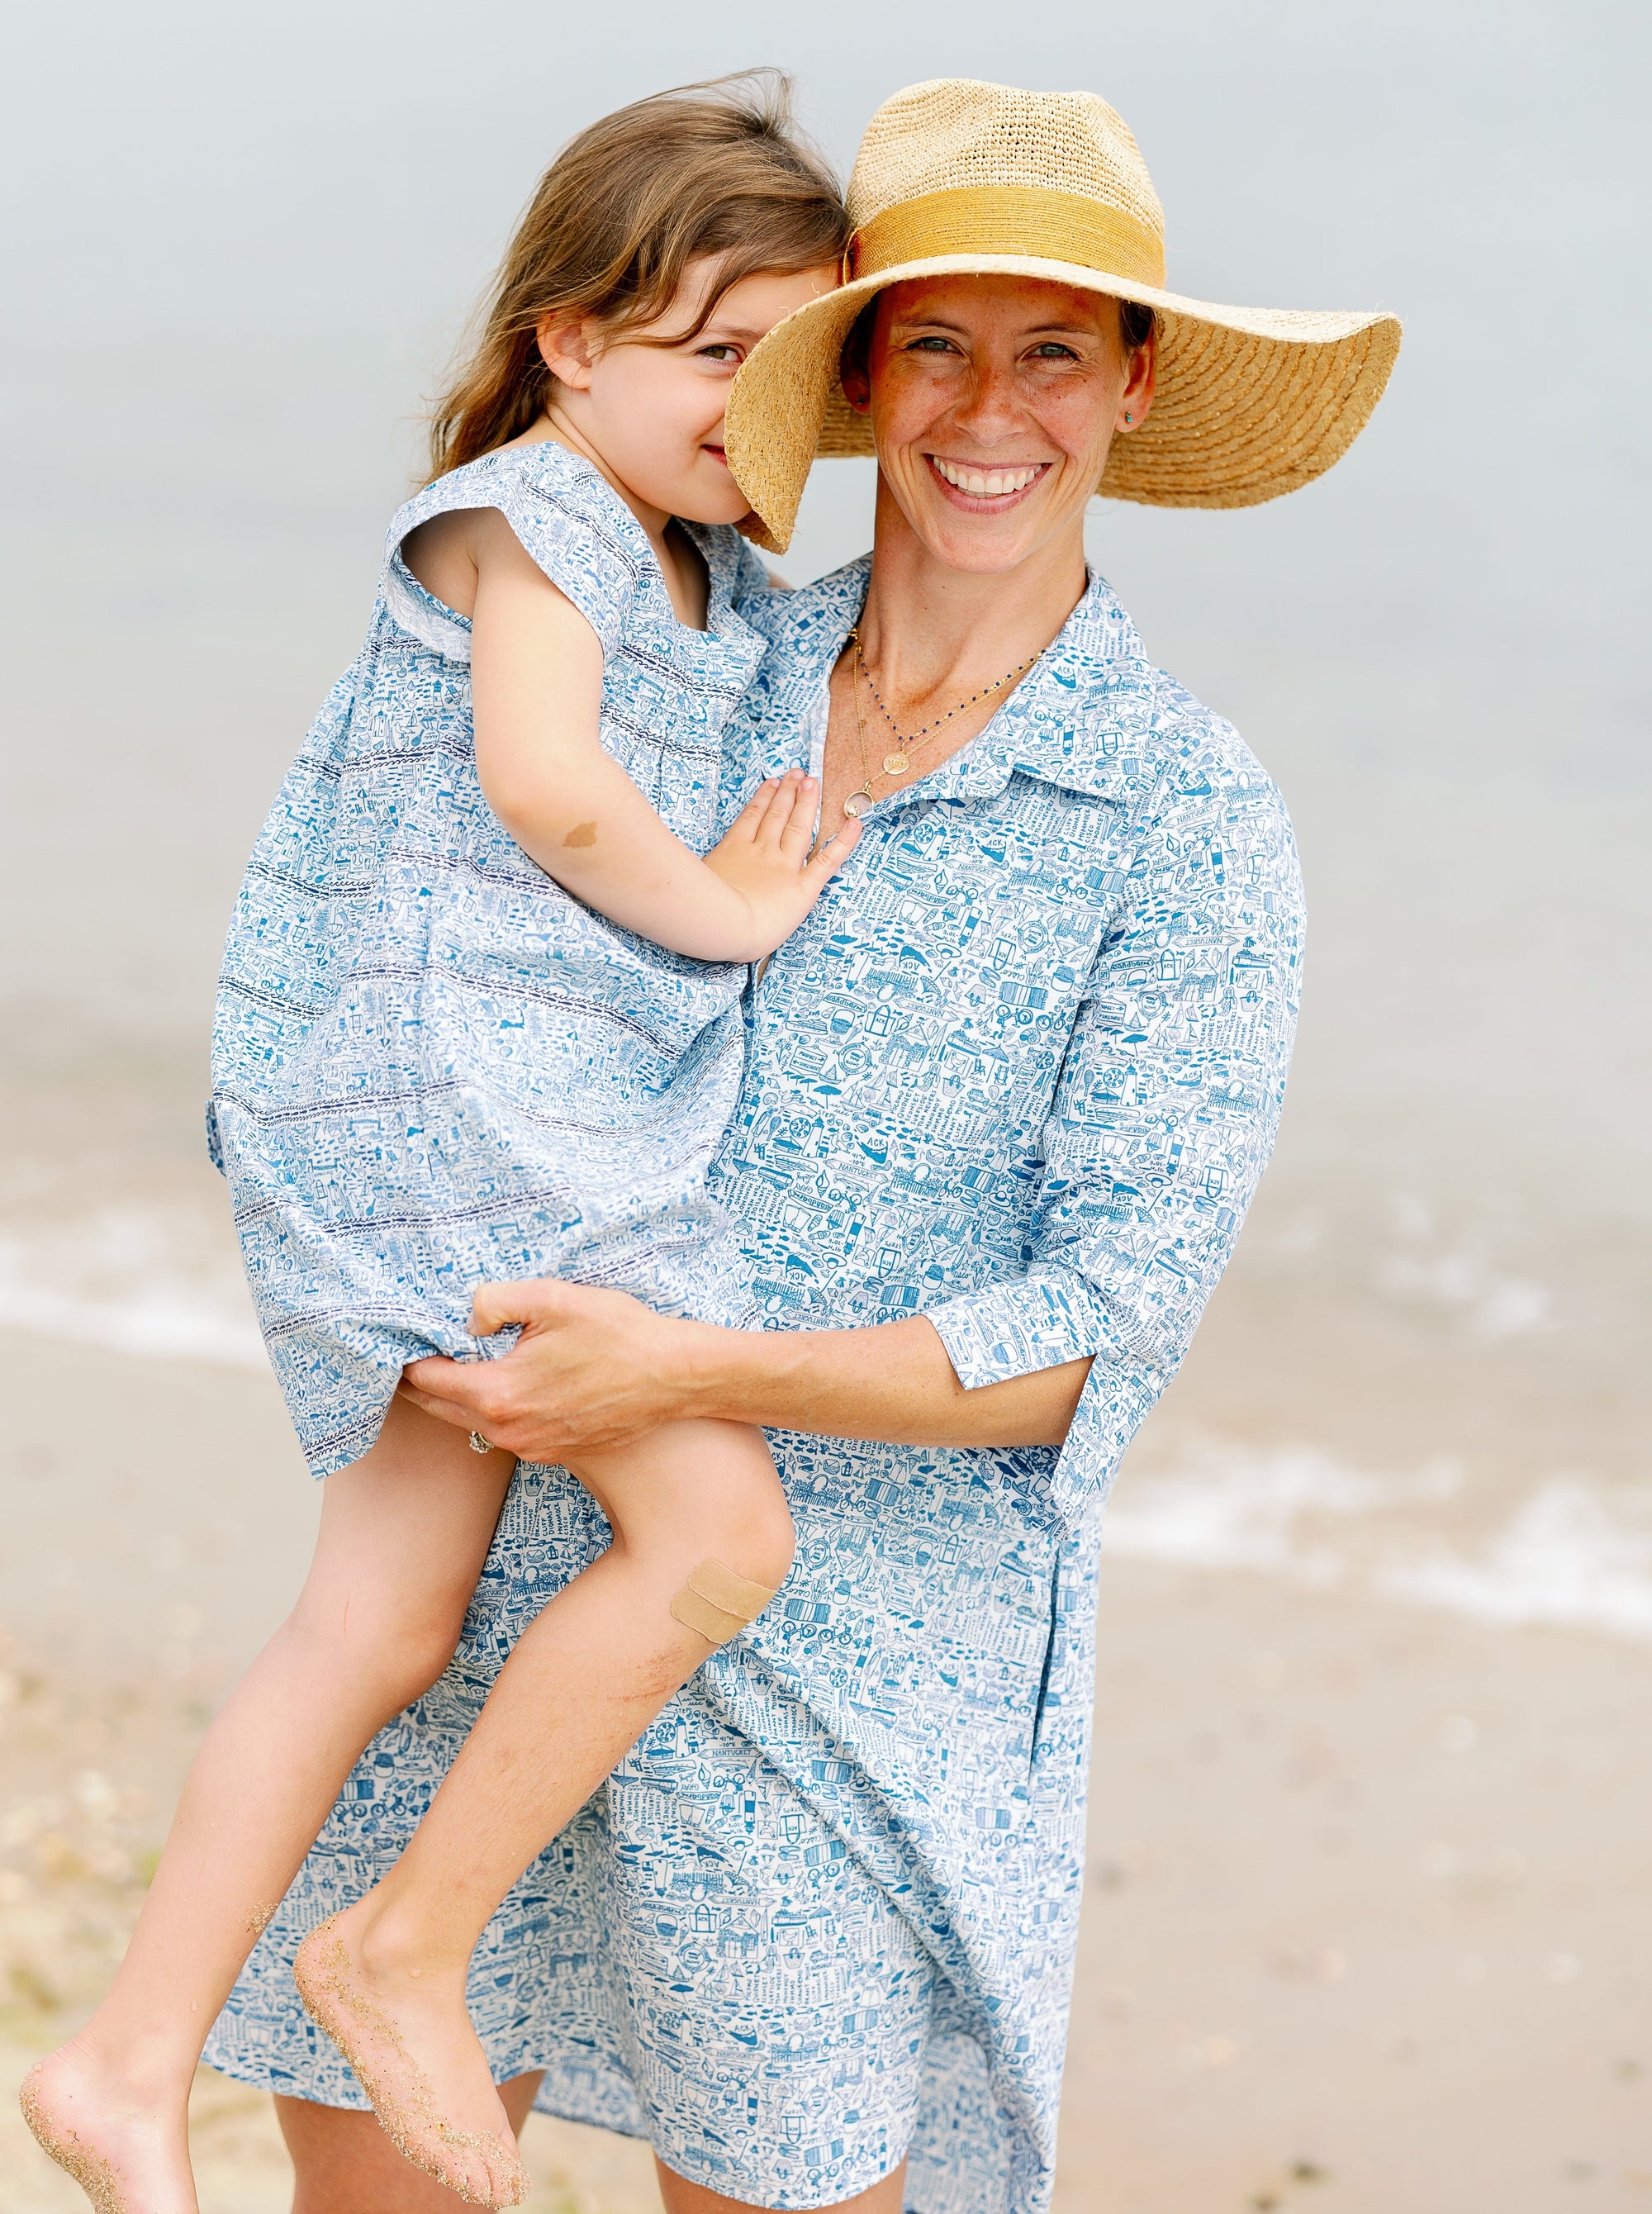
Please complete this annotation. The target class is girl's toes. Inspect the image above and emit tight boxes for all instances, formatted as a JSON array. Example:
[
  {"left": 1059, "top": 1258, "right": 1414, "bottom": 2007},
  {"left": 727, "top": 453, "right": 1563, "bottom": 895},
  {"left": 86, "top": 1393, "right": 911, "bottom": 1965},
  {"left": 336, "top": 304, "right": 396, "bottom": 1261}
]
[
  {"left": 480, "top": 2139, "right": 526, "bottom": 2206},
  {"left": 487, "top": 2153, "right": 526, "bottom": 2208},
  {"left": 440, "top": 2134, "right": 515, "bottom": 2207},
  {"left": 441, "top": 2148, "right": 483, "bottom": 2206}
]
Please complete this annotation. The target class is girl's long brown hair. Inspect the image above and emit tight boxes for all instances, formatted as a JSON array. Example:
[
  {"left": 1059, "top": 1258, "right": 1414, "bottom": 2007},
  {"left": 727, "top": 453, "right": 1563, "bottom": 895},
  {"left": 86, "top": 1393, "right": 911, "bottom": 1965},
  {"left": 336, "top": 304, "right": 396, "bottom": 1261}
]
[{"left": 427, "top": 71, "right": 848, "bottom": 482}]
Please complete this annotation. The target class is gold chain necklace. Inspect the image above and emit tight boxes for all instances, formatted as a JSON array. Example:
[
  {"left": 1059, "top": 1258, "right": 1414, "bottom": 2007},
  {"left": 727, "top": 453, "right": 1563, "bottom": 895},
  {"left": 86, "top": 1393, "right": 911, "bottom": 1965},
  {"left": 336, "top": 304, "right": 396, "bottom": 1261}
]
[{"left": 840, "top": 626, "right": 1040, "bottom": 821}]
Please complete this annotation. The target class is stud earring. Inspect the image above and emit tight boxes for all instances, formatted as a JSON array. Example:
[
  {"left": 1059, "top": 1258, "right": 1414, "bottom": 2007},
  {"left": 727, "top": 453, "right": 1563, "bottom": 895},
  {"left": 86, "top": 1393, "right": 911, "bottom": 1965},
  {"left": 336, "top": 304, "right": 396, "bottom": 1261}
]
[{"left": 1123, "top": 411, "right": 1133, "bottom": 425}]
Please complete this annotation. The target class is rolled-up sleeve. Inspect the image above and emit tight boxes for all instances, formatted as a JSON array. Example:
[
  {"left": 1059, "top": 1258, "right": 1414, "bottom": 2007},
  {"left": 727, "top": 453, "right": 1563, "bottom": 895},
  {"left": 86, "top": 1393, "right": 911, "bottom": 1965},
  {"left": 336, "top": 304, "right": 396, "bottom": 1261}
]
[{"left": 926, "top": 738, "right": 1305, "bottom": 1517}]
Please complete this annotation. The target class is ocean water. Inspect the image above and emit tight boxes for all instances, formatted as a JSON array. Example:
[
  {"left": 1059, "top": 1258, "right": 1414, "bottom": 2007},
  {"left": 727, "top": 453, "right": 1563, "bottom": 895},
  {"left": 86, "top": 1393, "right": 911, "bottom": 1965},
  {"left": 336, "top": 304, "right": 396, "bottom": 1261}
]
[{"left": 1, "top": 0, "right": 1645, "bottom": 1637}]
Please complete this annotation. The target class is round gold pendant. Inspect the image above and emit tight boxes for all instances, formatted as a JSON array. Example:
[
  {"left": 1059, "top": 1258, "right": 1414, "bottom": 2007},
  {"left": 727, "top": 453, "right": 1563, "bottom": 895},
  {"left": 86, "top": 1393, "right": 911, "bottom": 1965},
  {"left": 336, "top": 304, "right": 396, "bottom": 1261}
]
[
  {"left": 882, "top": 751, "right": 909, "bottom": 777},
  {"left": 843, "top": 791, "right": 869, "bottom": 819}
]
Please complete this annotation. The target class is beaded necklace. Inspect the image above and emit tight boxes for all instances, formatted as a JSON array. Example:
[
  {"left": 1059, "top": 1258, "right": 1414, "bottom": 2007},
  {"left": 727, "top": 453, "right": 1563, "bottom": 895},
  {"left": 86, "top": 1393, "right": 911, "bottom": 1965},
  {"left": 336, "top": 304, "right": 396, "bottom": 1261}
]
[{"left": 840, "top": 626, "right": 1042, "bottom": 822}]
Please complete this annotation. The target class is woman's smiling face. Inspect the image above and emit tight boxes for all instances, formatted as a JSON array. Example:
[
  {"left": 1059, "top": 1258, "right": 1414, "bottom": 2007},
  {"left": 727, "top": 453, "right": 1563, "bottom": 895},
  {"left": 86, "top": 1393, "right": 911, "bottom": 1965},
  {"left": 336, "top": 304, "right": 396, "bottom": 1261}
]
[{"left": 843, "top": 273, "right": 1156, "bottom": 575}]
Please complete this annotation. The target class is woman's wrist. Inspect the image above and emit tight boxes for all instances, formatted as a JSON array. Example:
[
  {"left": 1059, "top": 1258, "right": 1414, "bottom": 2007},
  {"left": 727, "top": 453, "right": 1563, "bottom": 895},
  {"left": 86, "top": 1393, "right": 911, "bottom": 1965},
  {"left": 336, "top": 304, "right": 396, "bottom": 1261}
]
[
  {"left": 672, "top": 1313, "right": 814, "bottom": 1430},
  {"left": 671, "top": 1308, "right": 1086, "bottom": 1452}
]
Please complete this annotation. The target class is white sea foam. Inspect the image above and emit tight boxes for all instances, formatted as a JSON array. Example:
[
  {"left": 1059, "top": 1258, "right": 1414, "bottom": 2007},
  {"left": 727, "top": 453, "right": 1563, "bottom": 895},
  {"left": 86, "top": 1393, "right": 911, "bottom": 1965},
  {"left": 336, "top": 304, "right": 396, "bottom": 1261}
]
[
  {"left": 1106, "top": 1442, "right": 1652, "bottom": 1644},
  {"left": 0, "top": 1223, "right": 267, "bottom": 1371},
  {"left": 1374, "top": 1201, "right": 1555, "bottom": 1344},
  {"left": 1102, "top": 1445, "right": 1384, "bottom": 1584},
  {"left": 1378, "top": 1484, "right": 1652, "bottom": 1641}
]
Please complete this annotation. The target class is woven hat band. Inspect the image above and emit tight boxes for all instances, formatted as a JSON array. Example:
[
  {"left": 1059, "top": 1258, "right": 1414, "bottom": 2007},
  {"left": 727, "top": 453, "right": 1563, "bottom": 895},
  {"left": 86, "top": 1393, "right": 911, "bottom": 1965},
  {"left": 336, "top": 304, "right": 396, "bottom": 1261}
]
[{"left": 846, "top": 185, "right": 1167, "bottom": 291}]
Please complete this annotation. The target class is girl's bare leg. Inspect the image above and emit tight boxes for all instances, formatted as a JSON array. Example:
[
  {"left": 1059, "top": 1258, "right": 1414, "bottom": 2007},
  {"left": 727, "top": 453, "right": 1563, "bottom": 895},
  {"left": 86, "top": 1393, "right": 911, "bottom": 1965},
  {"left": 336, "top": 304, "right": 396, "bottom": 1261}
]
[
  {"left": 21, "top": 1397, "right": 516, "bottom": 2214},
  {"left": 293, "top": 1421, "right": 792, "bottom": 2207}
]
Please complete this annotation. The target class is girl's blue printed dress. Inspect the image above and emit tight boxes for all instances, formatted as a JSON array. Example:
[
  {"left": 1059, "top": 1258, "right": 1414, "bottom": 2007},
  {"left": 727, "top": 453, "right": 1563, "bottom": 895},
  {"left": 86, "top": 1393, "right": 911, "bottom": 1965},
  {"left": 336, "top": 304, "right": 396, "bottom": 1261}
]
[{"left": 209, "top": 442, "right": 770, "bottom": 1477}]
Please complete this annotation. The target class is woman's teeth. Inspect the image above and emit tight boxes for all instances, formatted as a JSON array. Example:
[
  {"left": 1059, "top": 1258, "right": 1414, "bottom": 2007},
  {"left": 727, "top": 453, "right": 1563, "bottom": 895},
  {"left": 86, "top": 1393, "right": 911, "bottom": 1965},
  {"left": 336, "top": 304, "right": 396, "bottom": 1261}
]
[{"left": 929, "top": 457, "right": 1044, "bottom": 499}]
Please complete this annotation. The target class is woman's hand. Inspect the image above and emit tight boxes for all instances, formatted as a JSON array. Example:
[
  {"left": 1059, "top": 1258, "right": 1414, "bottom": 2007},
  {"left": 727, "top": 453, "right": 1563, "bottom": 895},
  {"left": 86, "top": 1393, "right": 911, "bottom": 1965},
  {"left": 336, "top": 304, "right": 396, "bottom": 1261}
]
[{"left": 401, "top": 1280, "right": 706, "bottom": 1462}]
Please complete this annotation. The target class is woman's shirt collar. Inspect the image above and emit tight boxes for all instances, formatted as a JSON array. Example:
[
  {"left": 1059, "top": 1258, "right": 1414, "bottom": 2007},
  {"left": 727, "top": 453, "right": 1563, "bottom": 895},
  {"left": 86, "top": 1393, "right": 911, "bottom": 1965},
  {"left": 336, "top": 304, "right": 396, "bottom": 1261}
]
[{"left": 735, "top": 554, "right": 1162, "bottom": 814}]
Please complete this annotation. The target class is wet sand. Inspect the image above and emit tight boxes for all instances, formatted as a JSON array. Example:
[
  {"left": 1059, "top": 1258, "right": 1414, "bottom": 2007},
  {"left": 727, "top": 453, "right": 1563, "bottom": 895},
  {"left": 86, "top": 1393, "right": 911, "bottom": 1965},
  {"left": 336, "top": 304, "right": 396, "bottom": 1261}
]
[{"left": 2, "top": 1330, "right": 1648, "bottom": 2213}]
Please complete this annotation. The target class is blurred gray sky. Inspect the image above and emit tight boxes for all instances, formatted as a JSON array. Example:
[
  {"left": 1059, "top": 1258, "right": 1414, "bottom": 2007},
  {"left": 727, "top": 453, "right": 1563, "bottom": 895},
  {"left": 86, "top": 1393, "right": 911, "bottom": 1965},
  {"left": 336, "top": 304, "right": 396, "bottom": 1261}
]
[{"left": 2, "top": 0, "right": 1647, "bottom": 1220}]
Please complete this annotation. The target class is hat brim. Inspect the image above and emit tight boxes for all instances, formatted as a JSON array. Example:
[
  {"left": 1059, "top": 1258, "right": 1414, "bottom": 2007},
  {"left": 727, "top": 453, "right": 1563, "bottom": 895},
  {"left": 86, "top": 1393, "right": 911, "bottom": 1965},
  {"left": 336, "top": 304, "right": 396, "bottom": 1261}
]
[{"left": 724, "top": 253, "right": 1402, "bottom": 554}]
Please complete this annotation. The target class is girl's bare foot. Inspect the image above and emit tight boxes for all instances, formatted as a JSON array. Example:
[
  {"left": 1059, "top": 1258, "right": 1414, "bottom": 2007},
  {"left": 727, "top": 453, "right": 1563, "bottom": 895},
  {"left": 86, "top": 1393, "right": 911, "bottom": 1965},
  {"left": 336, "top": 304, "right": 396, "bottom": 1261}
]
[
  {"left": 292, "top": 1910, "right": 526, "bottom": 2207},
  {"left": 20, "top": 2041, "right": 196, "bottom": 2213}
]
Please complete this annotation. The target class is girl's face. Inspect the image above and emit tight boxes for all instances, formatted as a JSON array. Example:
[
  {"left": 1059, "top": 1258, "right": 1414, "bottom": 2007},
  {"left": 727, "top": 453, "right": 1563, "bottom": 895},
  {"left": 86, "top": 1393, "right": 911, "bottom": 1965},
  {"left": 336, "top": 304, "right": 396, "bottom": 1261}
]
[
  {"left": 843, "top": 273, "right": 1156, "bottom": 577},
  {"left": 541, "top": 258, "right": 838, "bottom": 527}
]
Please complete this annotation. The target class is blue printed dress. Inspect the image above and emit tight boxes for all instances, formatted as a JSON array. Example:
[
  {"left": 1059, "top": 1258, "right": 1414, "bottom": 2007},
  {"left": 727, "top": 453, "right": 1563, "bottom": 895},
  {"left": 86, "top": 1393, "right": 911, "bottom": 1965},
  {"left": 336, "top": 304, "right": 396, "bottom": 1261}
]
[
  {"left": 210, "top": 441, "right": 768, "bottom": 1476},
  {"left": 206, "top": 558, "right": 1307, "bottom": 2213}
]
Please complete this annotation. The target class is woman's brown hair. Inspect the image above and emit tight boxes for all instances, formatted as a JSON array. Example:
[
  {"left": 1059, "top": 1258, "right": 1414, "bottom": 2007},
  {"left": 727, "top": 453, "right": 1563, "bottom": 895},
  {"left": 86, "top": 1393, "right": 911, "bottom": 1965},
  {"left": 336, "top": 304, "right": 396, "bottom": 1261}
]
[{"left": 428, "top": 71, "right": 847, "bottom": 481}]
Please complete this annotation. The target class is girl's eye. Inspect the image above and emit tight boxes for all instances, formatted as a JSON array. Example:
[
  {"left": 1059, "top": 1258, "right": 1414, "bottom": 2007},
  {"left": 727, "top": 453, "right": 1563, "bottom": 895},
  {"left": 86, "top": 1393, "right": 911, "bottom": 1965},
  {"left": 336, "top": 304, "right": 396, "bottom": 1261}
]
[{"left": 698, "top": 344, "right": 742, "bottom": 363}]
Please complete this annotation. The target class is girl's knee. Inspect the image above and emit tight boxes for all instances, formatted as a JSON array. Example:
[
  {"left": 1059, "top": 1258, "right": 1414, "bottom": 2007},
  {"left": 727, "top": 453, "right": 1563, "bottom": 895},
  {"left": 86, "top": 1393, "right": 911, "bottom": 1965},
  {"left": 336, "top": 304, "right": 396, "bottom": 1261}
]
[
  {"left": 372, "top": 1610, "right": 469, "bottom": 1705},
  {"left": 703, "top": 1473, "right": 795, "bottom": 1598},
  {"left": 595, "top": 1426, "right": 795, "bottom": 1605},
  {"left": 742, "top": 1494, "right": 796, "bottom": 1593},
  {"left": 700, "top": 1447, "right": 794, "bottom": 1588}
]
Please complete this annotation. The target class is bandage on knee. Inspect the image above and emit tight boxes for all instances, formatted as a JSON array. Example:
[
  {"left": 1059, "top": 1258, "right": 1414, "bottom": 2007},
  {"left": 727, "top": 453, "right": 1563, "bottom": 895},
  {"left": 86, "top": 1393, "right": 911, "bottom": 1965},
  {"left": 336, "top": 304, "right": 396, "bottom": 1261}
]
[{"left": 669, "top": 1558, "right": 781, "bottom": 1646}]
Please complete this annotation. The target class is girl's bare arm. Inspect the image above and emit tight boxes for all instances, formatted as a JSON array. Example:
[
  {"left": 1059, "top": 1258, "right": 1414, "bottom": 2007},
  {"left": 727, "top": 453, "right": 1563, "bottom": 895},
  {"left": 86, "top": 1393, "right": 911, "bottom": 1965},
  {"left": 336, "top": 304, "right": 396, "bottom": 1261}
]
[{"left": 464, "top": 513, "right": 856, "bottom": 960}]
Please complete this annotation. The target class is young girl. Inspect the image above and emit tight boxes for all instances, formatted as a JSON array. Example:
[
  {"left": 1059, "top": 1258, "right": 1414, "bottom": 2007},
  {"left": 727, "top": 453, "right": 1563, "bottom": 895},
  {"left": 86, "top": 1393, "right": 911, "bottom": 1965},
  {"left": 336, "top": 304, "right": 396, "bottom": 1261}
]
[{"left": 24, "top": 76, "right": 852, "bottom": 2212}]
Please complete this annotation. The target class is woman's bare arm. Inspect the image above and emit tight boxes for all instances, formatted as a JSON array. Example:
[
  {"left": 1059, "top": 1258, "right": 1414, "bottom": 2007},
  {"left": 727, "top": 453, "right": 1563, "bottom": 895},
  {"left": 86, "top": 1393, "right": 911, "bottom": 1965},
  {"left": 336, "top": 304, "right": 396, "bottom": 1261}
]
[
  {"left": 462, "top": 511, "right": 857, "bottom": 959},
  {"left": 399, "top": 1279, "right": 1090, "bottom": 1463}
]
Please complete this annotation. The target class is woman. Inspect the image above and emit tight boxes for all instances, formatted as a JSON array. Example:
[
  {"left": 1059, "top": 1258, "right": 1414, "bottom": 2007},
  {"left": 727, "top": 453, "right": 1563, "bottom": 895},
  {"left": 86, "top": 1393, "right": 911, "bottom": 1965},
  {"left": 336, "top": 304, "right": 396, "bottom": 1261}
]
[{"left": 206, "top": 77, "right": 1398, "bottom": 2214}]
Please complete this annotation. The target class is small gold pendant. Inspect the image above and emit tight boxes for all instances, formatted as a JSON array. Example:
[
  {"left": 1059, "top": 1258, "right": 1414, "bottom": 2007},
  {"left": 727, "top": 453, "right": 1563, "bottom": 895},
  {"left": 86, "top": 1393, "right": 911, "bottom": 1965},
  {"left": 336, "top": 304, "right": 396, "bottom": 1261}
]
[
  {"left": 843, "top": 791, "right": 870, "bottom": 819},
  {"left": 882, "top": 751, "right": 909, "bottom": 777}
]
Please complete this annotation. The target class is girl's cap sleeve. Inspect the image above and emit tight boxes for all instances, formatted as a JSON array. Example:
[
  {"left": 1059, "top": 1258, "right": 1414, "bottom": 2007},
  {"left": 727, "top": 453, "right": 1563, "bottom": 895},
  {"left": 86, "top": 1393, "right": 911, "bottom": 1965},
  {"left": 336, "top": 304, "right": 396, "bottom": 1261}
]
[{"left": 491, "top": 454, "right": 641, "bottom": 658}]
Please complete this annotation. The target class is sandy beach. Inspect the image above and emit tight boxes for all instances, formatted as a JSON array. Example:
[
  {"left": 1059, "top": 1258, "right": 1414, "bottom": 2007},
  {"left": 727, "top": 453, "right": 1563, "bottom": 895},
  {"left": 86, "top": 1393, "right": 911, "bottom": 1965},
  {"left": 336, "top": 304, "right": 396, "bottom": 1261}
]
[{"left": 3, "top": 1289, "right": 1646, "bottom": 2214}]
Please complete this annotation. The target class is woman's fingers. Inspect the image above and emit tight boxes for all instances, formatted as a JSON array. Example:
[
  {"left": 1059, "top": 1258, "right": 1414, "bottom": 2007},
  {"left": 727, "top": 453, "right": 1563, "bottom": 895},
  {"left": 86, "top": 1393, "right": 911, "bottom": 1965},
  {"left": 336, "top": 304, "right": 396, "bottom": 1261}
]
[
  {"left": 402, "top": 1276, "right": 695, "bottom": 1462},
  {"left": 402, "top": 1372, "right": 467, "bottom": 1425},
  {"left": 398, "top": 1279, "right": 574, "bottom": 1430},
  {"left": 470, "top": 1275, "right": 597, "bottom": 1338},
  {"left": 398, "top": 1366, "right": 502, "bottom": 1437},
  {"left": 396, "top": 1376, "right": 469, "bottom": 1427},
  {"left": 400, "top": 1358, "right": 543, "bottom": 1456}
]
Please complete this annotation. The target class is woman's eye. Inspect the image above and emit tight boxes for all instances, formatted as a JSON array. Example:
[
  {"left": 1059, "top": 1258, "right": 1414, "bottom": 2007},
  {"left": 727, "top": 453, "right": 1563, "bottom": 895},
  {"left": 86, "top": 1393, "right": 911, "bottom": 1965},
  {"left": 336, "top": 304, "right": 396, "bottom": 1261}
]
[
  {"left": 908, "top": 335, "right": 957, "bottom": 354},
  {"left": 1030, "top": 343, "right": 1080, "bottom": 361}
]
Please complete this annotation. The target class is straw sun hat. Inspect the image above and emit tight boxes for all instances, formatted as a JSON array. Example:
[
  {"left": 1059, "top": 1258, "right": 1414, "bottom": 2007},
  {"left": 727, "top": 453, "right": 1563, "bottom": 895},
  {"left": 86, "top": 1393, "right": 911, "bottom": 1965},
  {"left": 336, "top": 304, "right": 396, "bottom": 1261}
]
[{"left": 724, "top": 78, "right": 1401, "bottom": 553}]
